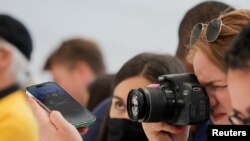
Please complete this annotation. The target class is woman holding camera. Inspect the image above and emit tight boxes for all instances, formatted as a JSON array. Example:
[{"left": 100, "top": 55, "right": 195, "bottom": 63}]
[
  {"left": 143, "top": 9, "right": 250, "bottom": 141},
  {"left": 28, "top": 52, "right": 187, "bottom": 141},
  {"left": 99, "top": 52, "right": 187, "bottom": 141}
]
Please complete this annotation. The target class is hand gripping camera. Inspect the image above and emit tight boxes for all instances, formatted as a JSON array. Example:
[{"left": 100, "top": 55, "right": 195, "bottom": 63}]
[{"left": 127, "top": 73, "right": 210, "bottom": 125}]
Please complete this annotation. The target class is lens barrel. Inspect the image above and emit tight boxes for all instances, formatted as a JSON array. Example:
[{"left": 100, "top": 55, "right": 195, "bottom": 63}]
[{"left": 127, "top": 87, "right": 175, "bottom": 122}]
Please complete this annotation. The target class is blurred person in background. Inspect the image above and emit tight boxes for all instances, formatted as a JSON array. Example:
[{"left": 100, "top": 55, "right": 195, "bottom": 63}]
[
  {"left": 87, "top": 74, "right": 115, "bottom": 111},
  {"left": 225, "top": 22, "right": 250, "bottom": 125},
  {"left": 83, "top": 74, "right": 115, "bottom": 141},
  {"left": 43, "top": 38, "right": 106, "bottom": 106},
  {"left": 0, "top": 14, "right": 38, "bottom": 141}
]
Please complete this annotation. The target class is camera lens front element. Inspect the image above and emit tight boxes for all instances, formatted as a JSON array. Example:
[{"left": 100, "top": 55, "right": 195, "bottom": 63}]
[
  {"left": 127, "top": 89, "right": 145, "bottom": 121},
  {"left": 131, "top": 94, "right": 139, "bottom": 118}
]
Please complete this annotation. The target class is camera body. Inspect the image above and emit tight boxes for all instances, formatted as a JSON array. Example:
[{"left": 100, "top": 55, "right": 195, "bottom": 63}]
[{"left": 127, "top": 73, "right": 210, "bottom": 125}]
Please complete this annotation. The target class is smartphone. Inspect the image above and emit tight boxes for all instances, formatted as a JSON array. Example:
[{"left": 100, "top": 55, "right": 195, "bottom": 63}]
[{"left": 26, "top": 81, "right": 96, "bottom": 128}]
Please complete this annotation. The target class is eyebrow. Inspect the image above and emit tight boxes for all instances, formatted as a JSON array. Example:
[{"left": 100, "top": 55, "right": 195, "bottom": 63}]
[
  {"left": 201, "top": 79, "right": 225, "bottom": 87},
  {"left": 112, "top": 95, "right": 126, "bottom": 106}
]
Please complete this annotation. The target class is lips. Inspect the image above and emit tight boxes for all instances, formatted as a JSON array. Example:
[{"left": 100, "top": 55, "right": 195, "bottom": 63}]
[{"left": 212, "top": 113, "right": 227, "bottom": 122}]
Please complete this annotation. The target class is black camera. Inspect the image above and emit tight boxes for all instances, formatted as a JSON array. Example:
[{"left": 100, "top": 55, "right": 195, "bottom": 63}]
[{"left": 127, "top": 73, "right": 210, "bottom": 125}]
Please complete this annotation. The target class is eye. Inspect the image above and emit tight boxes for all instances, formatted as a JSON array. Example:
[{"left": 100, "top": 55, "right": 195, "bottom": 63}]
[
  {"left": 110, "top": 97, "right": 127, "bottom": 118},
  {"left": 210, "top": 84, "right": 228, "bottom": 92},
  {"left": 114, "top": 100, "right": 126, "bottom": 111},
  {"left": 214, "top": 84, "right": 227, "bottom": 88}
]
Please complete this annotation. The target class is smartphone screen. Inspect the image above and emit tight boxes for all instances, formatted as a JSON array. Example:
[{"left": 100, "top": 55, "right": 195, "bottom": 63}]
[{"left": 26, "top": 82, "right": 96, "bottom": 128}]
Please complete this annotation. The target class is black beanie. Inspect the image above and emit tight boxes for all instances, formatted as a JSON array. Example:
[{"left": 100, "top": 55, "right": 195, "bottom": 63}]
[{"left": 0, "top": 14, "right": 32, "bottom": 60}]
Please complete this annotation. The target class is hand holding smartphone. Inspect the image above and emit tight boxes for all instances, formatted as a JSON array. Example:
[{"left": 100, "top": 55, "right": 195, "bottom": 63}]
[{"left": 26, "top": 81, "right": 96, "bottom": 128}]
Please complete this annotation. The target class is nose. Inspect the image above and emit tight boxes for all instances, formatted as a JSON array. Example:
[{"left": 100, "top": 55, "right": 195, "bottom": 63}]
[
  {"left": 206, "top": 88, "right": 218, "bottom": 110},
  {"left": 209, "top": 95, "right": 218, "bottom": 110}
]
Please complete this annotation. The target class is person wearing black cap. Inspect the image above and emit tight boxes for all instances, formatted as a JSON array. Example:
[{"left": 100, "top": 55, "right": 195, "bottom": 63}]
[{"left": 0, "top": 14, "right": 39, "bottom": 141}]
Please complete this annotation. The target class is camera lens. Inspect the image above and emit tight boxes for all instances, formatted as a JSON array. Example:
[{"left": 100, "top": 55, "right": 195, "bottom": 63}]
[
  {"left": 127, "top": 89, "right": 146, "bottom": 121},
  {"left": 127, "top": 87, "right": 175, "bottom": 122}
]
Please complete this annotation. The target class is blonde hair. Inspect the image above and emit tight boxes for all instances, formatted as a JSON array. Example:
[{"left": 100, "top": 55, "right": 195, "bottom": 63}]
[{"left": 187, "top": 9, "right": 250, "bottom": 72}]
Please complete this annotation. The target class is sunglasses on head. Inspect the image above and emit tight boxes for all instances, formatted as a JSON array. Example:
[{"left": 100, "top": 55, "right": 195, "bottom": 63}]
[{"left": 189, "top": 19, "right": 222, "bottom": 46}]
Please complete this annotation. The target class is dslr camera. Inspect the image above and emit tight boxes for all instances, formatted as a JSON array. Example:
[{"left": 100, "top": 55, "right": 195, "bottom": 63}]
[{"left": 127, "top": 73, "right": 210, "bottom": 125}]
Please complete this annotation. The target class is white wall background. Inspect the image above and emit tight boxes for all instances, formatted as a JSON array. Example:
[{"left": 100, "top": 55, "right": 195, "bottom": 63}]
[{"left": 0, "top": 0, "right": 249, "bottom": 82}]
